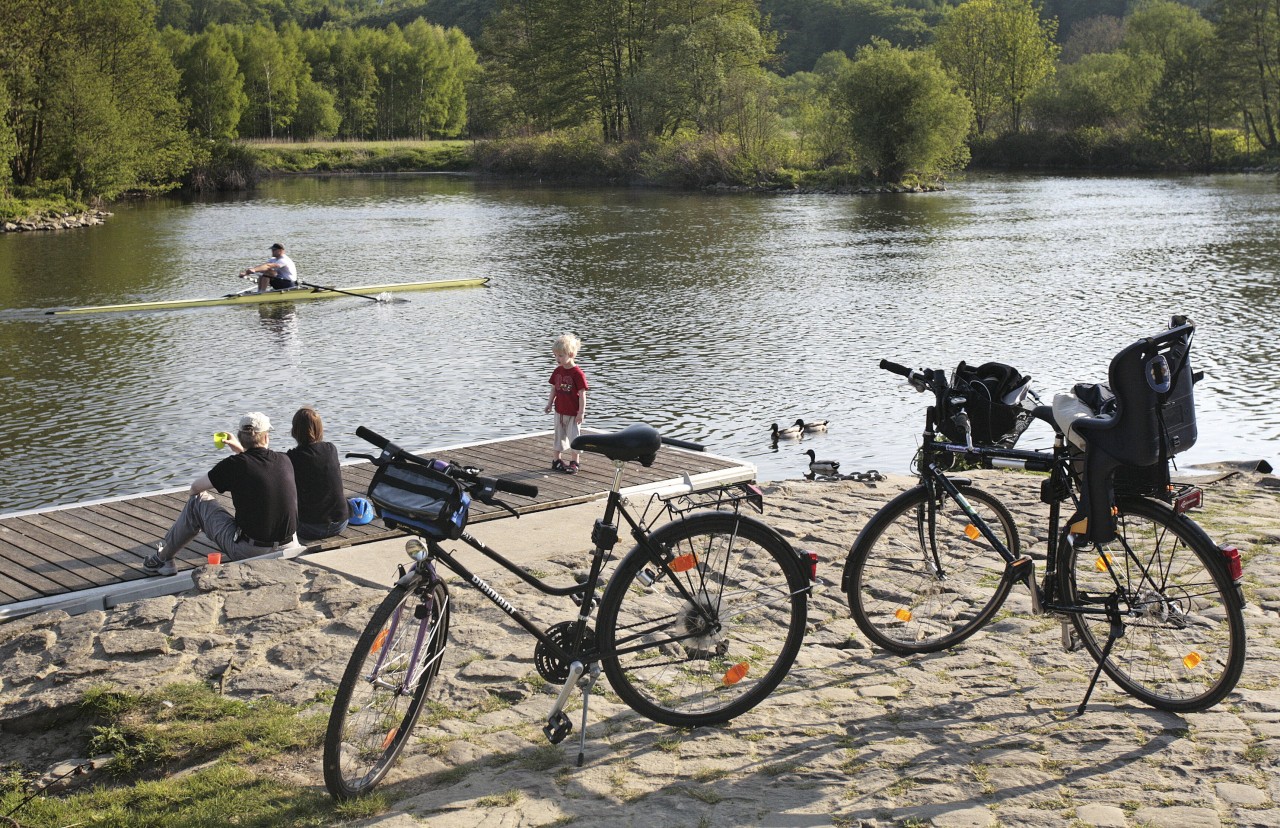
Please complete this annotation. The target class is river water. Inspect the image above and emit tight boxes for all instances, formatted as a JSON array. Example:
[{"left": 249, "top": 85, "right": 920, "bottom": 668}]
[{"left": 1, "top": 172, "right": 1277, "bottom": 513}]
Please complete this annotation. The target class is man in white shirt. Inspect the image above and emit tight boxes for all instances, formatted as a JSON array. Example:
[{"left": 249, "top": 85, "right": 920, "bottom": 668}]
[{"left": 241, "top": 242, "right": 299, "bottom": 292}]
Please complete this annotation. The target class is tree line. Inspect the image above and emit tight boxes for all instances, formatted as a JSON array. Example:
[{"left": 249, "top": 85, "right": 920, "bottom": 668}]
[{"left": 3, "top": 0, "right": 1280, "bottom": 213}]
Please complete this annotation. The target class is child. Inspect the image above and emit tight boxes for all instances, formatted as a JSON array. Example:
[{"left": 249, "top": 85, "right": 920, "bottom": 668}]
[{"left": 544, "top": 333, "right": 589, "bottom": 474}]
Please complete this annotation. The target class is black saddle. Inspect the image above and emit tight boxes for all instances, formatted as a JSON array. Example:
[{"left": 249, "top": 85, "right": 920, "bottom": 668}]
[{"left": 571, "top": 424, "right": 662, "bottom": 466}]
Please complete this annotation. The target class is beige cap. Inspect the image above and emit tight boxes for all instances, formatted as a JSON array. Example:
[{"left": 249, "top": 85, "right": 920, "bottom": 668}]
[{"left": 238, "top": 412, "right": 273, "bottom": 433}]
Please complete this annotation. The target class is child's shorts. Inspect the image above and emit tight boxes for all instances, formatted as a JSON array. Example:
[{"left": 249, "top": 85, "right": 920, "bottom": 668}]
[{"left": 554, "top": 414, "right": 580, "bottom": 453}]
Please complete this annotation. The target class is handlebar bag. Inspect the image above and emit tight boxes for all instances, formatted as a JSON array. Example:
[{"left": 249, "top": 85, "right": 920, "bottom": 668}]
[
  {"left": 368, "top": 460, "right": 470, "bottom": 540},
  {"left": 945, "top": 361, "right": 1034, "bottom": 448}
]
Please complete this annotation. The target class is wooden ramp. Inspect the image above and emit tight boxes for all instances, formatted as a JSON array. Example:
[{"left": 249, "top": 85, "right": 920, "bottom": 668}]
[{"left": 0, "top": 432, "right": 754, "bottom": 620}]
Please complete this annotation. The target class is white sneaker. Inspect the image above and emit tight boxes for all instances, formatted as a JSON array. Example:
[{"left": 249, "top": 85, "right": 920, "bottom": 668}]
[{"left": 142, "top": 547, "right": 177, "bottom": 576}]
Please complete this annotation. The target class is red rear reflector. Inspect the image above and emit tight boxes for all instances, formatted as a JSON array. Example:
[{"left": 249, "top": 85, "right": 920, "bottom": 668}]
[
  {"left": 1220, "top": 545, "right": 1243, "bottom": 582},
  {"left": 801, "top": 550, "right": 818, "bottom": 582},
  {"left": 1174, "top": 488, "right": 1202, "bottom": 513}
]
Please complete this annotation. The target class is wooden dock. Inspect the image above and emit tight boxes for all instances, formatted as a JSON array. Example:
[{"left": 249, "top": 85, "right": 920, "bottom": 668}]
[{"left": 0, "top": 432, "right": 754, "bottom": 619}]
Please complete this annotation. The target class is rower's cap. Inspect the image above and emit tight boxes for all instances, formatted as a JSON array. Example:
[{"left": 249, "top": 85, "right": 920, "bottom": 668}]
[
  {"left": 270, "top": 242, "right": 284, "bottom": 251},
  {"left": 238, "top": 412, "right": 273, "bottom": 433}
]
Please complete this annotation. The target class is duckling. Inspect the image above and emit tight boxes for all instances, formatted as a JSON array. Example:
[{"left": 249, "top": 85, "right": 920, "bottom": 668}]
[
  {"left": 804, "top": 449, "right": 840, "bottom": 476},
  {"left": 796, "top": 418, "right": 829, "bottom": 433},
  {"left": 771, "top": 422, "right": 803, "bottom": 440}
]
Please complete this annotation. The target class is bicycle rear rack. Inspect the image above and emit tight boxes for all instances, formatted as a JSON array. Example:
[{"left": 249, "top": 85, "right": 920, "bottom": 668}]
[{"left": 639, "top": 481, "right": 766, "bottom": 526}]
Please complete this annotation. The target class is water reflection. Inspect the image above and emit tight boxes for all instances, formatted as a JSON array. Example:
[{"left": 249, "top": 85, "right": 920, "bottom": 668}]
[{"left": 0, "top": 172, "right": 1277, "bottom": 512}]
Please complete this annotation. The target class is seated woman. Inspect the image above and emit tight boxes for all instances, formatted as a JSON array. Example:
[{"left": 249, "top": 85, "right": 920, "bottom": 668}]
[{"left": 287, "top": 407, "right": 349, "bottom": 542}]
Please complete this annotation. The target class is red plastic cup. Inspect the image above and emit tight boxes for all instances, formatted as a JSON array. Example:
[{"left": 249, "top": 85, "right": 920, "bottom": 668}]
[{"left": 207, "top": 552, "right": 222, "bottom": 565}]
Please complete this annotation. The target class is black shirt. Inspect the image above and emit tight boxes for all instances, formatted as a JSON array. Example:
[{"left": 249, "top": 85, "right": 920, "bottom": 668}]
[
  {"left": 208, "top": 447, "right": 298, "bottom": 543},
  {"left": 287, "top": 441, "right": 349, "bottom": 524}
]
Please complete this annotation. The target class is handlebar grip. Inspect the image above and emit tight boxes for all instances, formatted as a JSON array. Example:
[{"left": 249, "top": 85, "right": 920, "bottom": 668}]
[
  {"left": 355, "top": 425, "right": 390, "bottom": 450},
  {"left": 661, "top": 436, "right": 705, "bottom": 452},
  {"left": 879, "top": 359, "right": 913, "bottom": 378},
  {"left": 495, "top": 478, "right": 539, "bottom": 498}
]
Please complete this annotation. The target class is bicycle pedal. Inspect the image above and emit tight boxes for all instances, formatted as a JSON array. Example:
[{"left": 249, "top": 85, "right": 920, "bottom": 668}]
[
  {"left": 543, "top": 712, "right": 573, "bottom": 745},
  {"left": 1061, "top": 619, "right": 1082, "bottom": 653}
]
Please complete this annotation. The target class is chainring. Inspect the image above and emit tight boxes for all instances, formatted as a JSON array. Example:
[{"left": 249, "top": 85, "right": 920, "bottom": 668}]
[{"left": 534, "top": 620, "right": 596, "bottom": 683}]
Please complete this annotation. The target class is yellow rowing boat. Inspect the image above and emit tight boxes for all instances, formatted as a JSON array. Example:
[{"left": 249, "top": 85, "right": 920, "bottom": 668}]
[{"left": 46, "top": 277, "right": 490, "bottom": 315}]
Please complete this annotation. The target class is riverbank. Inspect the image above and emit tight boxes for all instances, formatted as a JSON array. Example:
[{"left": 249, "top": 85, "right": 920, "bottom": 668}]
[
  {"left": 1, "top": 210, "right": 112, "bottom": 234},
  {"left": 2, "top": 469, "right": 1277, "bottom": 827}
]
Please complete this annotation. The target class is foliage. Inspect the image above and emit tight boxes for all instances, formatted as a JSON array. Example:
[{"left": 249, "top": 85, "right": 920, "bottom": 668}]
[
  {"left": 169, "top": 28, "right": 249, "bottom": 141},
  {"left": 1030, "top": 51, "right": 1158, "bottom": 132},
  {"left": 0, "top": 0, "right": 196, "bottom": 199},
  {"left": 933, "top": 0, "right": 1059, "bottom": 135},
  {"left": 835, "top": 40, "right": 974, "bottom": 182},
  {"left": 0, "top": 189, "right": 86, "bottom": 223},
  {"left": 247, "top": 139, "right": 471, "bottom": 172},
  {"left": 470, "top": 129, "right": 644, "bottom": 180},
  {"left": 760, "top": 0, "right": 934, "bottom": 75},
  {"left": 1213, "top": 0, "right": 1280, "bottom": 150}
]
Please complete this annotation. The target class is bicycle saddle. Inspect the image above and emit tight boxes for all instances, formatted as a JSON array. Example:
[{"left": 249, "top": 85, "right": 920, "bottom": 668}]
[{"left": 572, "top": 424, "right": 662, "bottom": 466}]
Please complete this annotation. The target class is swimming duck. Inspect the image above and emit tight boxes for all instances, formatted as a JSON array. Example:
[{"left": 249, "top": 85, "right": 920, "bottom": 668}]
[
  {"left": 796, "top": 418, "right": 829, "bottom": 433},
  {"left": 771, "top": 422, "right": 803, "bottom": 440},
  {"left": 804, "top": 449, "right": 840, "bottom": 476}
]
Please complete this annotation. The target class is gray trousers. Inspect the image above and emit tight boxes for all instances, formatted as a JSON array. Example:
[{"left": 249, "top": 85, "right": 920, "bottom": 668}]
[{"left": 159, "top": 491, "right": 301, "bottom": 562}]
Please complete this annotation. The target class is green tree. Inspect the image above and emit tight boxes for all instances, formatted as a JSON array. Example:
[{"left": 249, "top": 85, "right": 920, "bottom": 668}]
[
  {"left": 775, "top": 54, "right": 852, "bottom": 166},
  {"left": 1213, "top": 0, "right": 1280, "bottom": 150},
  {"left": 0, "top": 0, "right": 194, "bottom": 197},
  {"left": 231, "top": 23, "right": 307, "bottom": 138},
  {"left": 292, "top": 75, "right": 340, "bottom": 138},
  {"left": 175, "top": 28, "right": 248, "bottom": 140},
  {"left": 932, "top": 0, "right": 1059, "bottom": 135},
  {"left": 836, "top": 40, "right": 974, "bottom": 182},
  {"left": 1030, "top": 50, "right": 1158, "bottom": 131},
  {"left": 1125, "top": 0, "right": 1223, "bottom": 163},
  {"left": 0, "top": 81, "right": 16, "bottom": 194}
]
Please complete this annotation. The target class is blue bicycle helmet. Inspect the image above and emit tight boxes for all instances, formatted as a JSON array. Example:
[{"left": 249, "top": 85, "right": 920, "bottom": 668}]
[{"left": 347, "top": 497, "right": 375, "bottom": 526}]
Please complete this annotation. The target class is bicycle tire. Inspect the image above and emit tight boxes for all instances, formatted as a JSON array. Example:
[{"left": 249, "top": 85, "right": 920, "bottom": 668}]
[
  {"left": 844, "top": 484, "right": 1019, "bottom": 654},
  {"left": 1058, "top": 497, "right": 1245, "bottom": 712},
  {"left": 597, "top": 512, "right": 808, "bottom": 728},
  {"left": 323, "top": 579, "right": 450, "bottom": 800}
]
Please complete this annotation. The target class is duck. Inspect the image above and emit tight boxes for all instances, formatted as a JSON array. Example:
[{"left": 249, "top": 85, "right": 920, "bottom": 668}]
[
  {"left": 804, "top": 449, "right": 840, "bottom": 476},
  {"left": 771, "top": 422, "right": 803, "bottom": 440},
  {"left": 796, "top": 418, "right": 829, "bottom": 433}
]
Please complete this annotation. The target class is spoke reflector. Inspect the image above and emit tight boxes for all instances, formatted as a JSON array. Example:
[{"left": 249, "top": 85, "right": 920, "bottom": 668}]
[
  {"left": 1183, "top": 652, "right": 1202, "bottom": 670},
  {"left": 964, "top": 524, "right": 980, "bottom": 541},
  {"left": 722, "top": 662, "right": 749, "bottom": 686},
  {"left": 895, "top": 608, "right": 912, "bottom": 622},
  {"left": 381, "top": 727, "right": 399, "bottom": 750},
  {"left": 670, "top": 553, "right": 698, "bottom": 573},
  {"left": 1094, "top": 553, "right": 1114, "bottom": 573},
  {"left": 372, "top": 629, "right": 389, "bottom": 653}
]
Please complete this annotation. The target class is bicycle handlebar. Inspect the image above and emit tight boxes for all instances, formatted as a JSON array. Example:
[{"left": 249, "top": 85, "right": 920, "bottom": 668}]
[
  {"left": 355, "top": 425, "right": 539, "bottom": 499},
  {"left": 661, "top": 435, "right": 705, "bottom": 452},
  {"left": 879, "top": 359, "right": 913, "bottom": 378}
]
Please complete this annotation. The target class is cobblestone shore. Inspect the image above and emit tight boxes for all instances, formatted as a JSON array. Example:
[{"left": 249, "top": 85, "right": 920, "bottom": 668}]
[{"left": 1, "top": 469, "right": 1277, "bottom": 827}]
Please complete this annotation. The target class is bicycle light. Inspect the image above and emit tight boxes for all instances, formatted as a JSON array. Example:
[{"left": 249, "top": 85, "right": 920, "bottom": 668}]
[{"left": 405, "top": 538, "right": 429, "bottom": 559}]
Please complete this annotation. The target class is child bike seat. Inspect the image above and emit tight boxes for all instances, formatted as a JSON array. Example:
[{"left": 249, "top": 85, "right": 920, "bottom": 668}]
[{"left": 571, "top": 424, "right": 662, "bottom": 466}]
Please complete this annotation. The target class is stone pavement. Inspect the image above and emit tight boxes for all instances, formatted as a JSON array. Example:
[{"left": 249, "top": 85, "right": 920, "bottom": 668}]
[{"left": 1, "top": 471, "right": 1277, "bottom": 827}]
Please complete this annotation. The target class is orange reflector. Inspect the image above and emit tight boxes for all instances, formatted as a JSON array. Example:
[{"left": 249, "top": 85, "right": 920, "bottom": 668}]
[
  {"left": 372, "top": 629, "right": 389, "bottom": 654},
  {"left": 964, "top": 524, "right": 980, "bottom": 541},
  {"left": 895, "top": 608, "right": 912, "bottom": 622},
  {"left": 381, "top": 727, "right": 399, "bottom": 750},
  {"left": 1094, "top": 553, "right": 1113, "bottom": 573},
  {"left": 1183, "top": 652, "right": 1202, "bottom": 670},
  {"left": 1069, "top": 517, "right": 1089, "bottom": 535},
  {"left": 722, "top": 662, "right": 749, "bottom": 686},
  {"left": 670, "top": 553, "right": 698, "bottom": 573}
]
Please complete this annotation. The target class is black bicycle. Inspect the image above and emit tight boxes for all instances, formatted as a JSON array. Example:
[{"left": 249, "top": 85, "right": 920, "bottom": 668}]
[
  {"left": 842, "top": 317, "right": 1246, "bottom": 714},
  {"left": 323, "top": 423, "right": 813, "bottom": 799}
]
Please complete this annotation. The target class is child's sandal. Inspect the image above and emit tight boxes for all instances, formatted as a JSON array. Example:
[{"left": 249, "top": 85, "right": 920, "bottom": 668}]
[{"left": 551, "top": 459, "right": 566, "bottom": 472}]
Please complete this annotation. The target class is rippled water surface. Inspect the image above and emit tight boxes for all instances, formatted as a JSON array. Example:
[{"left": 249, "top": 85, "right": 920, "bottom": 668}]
[{"left": 1, "top": 172, "right": 1278, "bottom": 512}]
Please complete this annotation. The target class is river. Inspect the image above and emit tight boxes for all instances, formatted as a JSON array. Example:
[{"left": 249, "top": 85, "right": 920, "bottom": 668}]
[{"left": 1, "top": 172, "right": 1277, "bottom": 513}]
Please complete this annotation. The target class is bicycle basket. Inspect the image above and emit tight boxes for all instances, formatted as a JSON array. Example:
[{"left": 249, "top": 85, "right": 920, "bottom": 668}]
[
  {"left": 368, "top": 460, "right": 470, "bottom": 540},
  {"left": 942, "top": 361, "right": 1034, "bottom": 448}
]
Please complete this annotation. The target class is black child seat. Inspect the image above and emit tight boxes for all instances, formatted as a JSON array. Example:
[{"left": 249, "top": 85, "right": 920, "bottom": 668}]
[{"left": 1070, "top": 318, "right": 1198, "bottom": 543}]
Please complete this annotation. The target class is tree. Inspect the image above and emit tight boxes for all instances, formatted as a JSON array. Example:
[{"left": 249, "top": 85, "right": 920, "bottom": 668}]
[
  {"left": 0, "top": 0, "right": 194, "bottom": 197},
  {"left": 0, "top": 81, "right": 16, "bottom": 195},
  {"left": 1213, "top": 0, "right": 1280, "bottom": 150},
  {"left": 836, "top": 40, "right": 974, "bottom": 182},
  {"left": 232, "top": 23, "right": 307, "bottom": 138},
  {"left": 932, "top": 0, "right": 1059, "bottom": 135},
  {"left": 1030, "top": 51, "right": 1158, "bottom": 131},
  {"left": 175, "top": 28, "right": 248, "bottom": 140},
  {"left": 1060, "top": 15, "right": 1126, "bottom": 63}
]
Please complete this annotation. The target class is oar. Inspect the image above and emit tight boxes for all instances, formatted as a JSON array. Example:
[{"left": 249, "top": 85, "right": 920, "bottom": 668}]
[{"left": 297, "top": 279, "right": 394, "bottom": 303}]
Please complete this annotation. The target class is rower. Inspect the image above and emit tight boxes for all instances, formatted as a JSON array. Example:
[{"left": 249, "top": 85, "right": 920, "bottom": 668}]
[{"left": 240, "top": 242, "right": 299, "bottom": 293}]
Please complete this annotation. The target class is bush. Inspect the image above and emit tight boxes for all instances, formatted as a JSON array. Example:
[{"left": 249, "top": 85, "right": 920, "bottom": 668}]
[{"left": 470, "top": 130, "right": 642, "bottom": 182}]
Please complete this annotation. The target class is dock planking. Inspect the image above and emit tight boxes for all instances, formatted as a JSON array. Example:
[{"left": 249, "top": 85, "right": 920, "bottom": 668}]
[{"left": 0, "top": 432, "right": 752, "bottom": 613}]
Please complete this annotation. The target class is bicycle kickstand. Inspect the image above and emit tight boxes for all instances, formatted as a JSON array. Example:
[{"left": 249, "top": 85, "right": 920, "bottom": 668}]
[
  {"left": 575, "top": 664, "right": 602, "bottom": 767},
  {"left": 1076, "top": 593, "right": 1124, "bottom": 716}
]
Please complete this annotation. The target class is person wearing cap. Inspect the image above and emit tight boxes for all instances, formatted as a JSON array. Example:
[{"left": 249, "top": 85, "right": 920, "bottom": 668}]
[
  {"left": 240, "top": 243, "right": 298, "bottom": 292},
  {"left": 144, "top": 412, "right": 301, "bottom": 576}
]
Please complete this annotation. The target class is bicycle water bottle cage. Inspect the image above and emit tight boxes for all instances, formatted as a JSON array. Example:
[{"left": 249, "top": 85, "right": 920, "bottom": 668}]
[{"left": 571, "top": 424, "right": 662, "bottom": 466}]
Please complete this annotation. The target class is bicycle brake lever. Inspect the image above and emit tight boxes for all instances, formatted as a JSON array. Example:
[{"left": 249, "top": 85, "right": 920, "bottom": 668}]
[{"left": 346, "top": 452, "right": 376, "bottom": 461}]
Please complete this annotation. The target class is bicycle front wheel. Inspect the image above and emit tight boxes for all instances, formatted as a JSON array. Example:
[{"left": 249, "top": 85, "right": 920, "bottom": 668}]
[
  {"left": 597, "top": 512, "right": 808, "bottom": 728},
  {"left": 323, "top": 579, "right": 450, "bottom": 800},
  {"left": 1059, "top": 497, "right": 1245, "bottom": 712},
  {"left": 844, "top": 484, "right": 1019, "bottom": 654}
]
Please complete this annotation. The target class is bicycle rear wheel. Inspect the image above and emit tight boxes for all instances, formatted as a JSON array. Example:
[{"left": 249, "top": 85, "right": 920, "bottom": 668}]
[
  {"left": 323, "top": 579, "right": 450, "bottom": 800},
  {"left": 844, "top": 484, "right": 1019, "bottom": 654},
  {"left": 1058, "top": 497, "right": 1245, "bottom": 712},
  {"left": 597, "top": 512, "right": 808, "bottom": 728}
]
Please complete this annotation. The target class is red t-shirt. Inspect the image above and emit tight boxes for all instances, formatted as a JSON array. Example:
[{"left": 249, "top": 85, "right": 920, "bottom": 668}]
[{"left": 550, "top": 365, "right": 588, "bottom": 415}]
